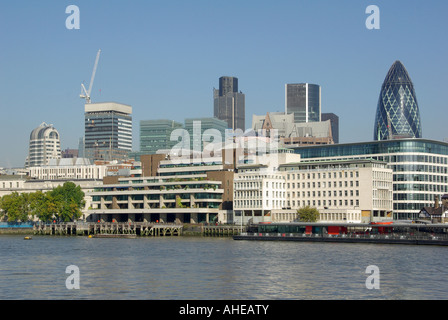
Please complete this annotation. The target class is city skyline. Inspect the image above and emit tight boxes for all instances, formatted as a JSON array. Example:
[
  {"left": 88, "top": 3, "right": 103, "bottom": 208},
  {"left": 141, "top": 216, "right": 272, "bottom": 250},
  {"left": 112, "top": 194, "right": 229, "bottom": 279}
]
[{"left": 1, "top": 1, "right": 447, "bottom": 167}]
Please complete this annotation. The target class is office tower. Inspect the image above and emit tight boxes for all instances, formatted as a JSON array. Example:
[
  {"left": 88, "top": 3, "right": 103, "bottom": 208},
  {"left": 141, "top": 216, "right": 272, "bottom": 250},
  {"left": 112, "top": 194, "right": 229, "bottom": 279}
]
[
  {"left": 139, "top": 119, "right": 183, "bottom": 154},
  {"left": 285, "top": 83, "right": 321, "bottom": 123},
  {"left": 84, "top": 102, "right": 132, "bottom": 161},
  {"left": 26, "top": 122, "right": 61, "bottom": 167},
  {"left": 78, "top": 137, "right": 85, "bottom": 158},
  {"left": 184, "top": 117, "right": 228, "bottom": 152},
  {"left": 214, "top": 76, "right": 245, "bottom": 131},
  {"left": 321, "top": 113, "right": 339, "bottom": 143},
  {"left": 374, "top": 60, "right": 422, "bottom": 141}
]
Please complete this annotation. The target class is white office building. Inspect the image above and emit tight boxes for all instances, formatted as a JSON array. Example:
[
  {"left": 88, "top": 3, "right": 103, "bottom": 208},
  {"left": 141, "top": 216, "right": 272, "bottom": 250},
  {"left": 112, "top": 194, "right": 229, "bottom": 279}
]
[
  {"left": 278, "top": 159, "right": 393, "bottom": 223},
  {"left": 26, "top": 122, "right": 61, "bottom": 167},
  {"left": 28, "top": 158, "right": 107, "bottom": 181}
]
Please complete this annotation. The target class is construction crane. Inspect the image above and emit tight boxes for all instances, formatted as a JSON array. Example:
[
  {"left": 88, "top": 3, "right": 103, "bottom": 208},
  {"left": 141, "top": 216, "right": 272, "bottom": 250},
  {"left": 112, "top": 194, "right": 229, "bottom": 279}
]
[{"left": 80, "top": 49, "right": 101, "bottom": 104}]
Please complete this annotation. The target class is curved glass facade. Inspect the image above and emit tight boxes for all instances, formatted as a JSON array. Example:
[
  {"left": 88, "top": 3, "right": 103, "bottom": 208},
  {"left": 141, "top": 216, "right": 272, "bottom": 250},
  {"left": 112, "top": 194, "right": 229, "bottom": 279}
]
[
  {"left": 290, "top": 139, "right": 448, "bottom": 220},
  {"left": 374, "top": 61, "right": 422, "bottom": 141},
  {"left": 291, "top": 139, "right": 448, "bottom": 159}
]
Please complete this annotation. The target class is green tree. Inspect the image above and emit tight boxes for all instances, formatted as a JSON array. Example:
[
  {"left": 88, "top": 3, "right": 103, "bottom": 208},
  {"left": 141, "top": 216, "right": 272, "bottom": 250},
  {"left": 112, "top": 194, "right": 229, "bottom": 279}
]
[
  {"left": 297, "top": 206, "right": 320, "bottom": 222},
  {"left": 0, "top": 182, "right": 86, "bottom": 223},
  {"left": 29, "top": 191, "right": 47, "bottom": 220},
  {"left": 0, "top": 192, "right": 31, "bottom": 222},
  {"left": 35, "top": 192, "right": 59, "bottom": 222},
  {"left": 49, "top": 182, "right": 85, "bottom": 222}
]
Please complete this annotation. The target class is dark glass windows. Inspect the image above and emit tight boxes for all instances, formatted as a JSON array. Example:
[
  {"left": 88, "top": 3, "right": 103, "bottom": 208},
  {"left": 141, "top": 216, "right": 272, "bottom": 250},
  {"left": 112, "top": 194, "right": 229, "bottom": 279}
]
[{"left": 374, "top": 61, "right": 422, "bottom": 141}]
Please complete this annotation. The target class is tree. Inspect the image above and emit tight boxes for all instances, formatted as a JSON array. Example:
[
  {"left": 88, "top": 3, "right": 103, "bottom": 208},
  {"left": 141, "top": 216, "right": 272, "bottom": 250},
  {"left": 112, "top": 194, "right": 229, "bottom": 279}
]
[
  {"left": 48, "top": 182, "right": 85, "bottom": 222},
  {"left": 0, "top": 192, "right": 31, "bottom": 222},
  {"left": 38, "top": 193, "right": 59, "bottom": 222},
  {"left": 29, "top": 191, "right": 47, "bottom": 220},
  {"left": 297, "top": 206, "right": 320, "bottom": 222},
  {"left": 0, "top": 182, "right": 86, "bottom": 223}
]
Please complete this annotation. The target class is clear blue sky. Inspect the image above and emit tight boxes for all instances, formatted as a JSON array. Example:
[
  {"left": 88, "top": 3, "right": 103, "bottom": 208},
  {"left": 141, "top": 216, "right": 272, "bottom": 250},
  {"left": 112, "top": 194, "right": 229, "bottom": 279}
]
[{"left": 0, "top": 0, "right": 447, "bottom": 167}]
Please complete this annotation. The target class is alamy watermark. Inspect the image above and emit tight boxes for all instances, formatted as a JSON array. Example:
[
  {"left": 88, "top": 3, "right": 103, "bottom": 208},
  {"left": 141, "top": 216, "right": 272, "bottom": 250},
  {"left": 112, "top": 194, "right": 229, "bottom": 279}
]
[
  {"left": 365, "top": 5, "right": 380, "bottom": 30},
  {"left": 65, "top": 5, "right": 80, "bottom": 30},
  {"left": 167, "top": 122, "right": 282, "bottom": 168},
  {"left": 365, "top": 265, "right": 380, "bottom": 289},
  {"left": 65, "top": 265, "right": 80, "bottom": 289}
]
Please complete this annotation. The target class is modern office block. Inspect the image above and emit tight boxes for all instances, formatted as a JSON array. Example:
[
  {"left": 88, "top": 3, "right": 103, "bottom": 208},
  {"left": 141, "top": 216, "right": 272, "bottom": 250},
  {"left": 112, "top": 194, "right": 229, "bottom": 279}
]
[
  {"left": 84, "top": 102, "right": 132, "bottom": 161},
  {"left": 374, "top": 60, "right": 422, "bottom": 141},
  {"left": 214, "top": 76, "right": 245, "bottom": 131},
  {"left": 184, "top": 117, "right": 228, "bottom": 152},
  {"left": 279, "top": 159, "right": 393, "bottom": 223},
  {"left": 26, "top": 122, "right": 61, "bottom": 167},
  {"left": 321, "top": 113, "right": 339, "bottom": 143},
  {"left": 140, "top": 119, "right": 183, "bottom": 154},
  {"left": 88, "top": 156, "right": 234, "bottom": 223},
  {"left": 289, "top": 138, "right": 448, "bottom": 220},
  {"left": 285, "top": 83, "right": 321, "bottom": 123}
]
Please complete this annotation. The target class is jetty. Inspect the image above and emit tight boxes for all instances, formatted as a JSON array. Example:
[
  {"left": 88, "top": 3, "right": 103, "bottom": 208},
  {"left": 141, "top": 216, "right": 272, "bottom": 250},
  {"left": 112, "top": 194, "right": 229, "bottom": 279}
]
[
  {"left": 233, "top": 222, "right": 448, "bottom": 246},
  {"left": 202, "top": 225, "right": 244, "bottom": 236},
  {"left": 33, "top": 222, "right": 183, "bottom": 237}
]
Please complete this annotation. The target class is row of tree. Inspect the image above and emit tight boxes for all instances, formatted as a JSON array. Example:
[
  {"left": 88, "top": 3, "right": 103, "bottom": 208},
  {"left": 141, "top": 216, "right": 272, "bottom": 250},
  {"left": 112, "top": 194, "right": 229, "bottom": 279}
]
[{"left": 0, "top": 182, "right": 85, "bottom": 222}]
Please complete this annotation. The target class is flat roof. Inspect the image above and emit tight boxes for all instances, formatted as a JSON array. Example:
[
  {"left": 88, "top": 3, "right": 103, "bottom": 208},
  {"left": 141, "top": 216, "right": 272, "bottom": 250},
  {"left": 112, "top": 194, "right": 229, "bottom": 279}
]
[{"left": 85, "top": 102, "right": 132, "bottom": 114}]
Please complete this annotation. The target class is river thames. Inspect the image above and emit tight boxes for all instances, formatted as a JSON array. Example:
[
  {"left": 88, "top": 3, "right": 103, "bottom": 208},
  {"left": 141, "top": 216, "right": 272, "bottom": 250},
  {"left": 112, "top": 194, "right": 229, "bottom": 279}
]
[{"left": 0, "top": 234, "right": 447, "bottom": 300}]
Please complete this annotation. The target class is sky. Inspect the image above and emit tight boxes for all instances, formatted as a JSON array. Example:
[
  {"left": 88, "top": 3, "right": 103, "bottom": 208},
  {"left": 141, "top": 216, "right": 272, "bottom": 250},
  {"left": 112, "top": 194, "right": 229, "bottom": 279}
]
[{"left": 0, "top": 0, "right": 447, "bottom": 168}]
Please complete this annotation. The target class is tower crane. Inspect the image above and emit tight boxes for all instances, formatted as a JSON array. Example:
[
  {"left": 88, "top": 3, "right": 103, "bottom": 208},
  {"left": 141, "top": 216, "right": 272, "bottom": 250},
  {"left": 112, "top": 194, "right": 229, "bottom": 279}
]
[{"left": 80, "top": 49, "right": 101, "bottom": 104}]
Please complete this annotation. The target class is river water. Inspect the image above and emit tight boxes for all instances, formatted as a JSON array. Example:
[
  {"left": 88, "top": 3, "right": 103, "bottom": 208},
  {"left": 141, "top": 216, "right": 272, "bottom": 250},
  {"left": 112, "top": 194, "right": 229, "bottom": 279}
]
[{"left": 0, "top": 234, "right": 447, "bottom": 300}]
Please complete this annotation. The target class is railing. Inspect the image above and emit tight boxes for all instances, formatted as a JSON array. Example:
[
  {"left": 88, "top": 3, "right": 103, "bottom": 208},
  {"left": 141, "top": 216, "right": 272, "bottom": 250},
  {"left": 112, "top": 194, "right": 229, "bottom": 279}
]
[
  {"left": 34, "top": 221, "right": 183, "bottom": 227},
  {"left": 0, "top": 222, "right": 34, "bottom": 228},
  {"left": 239, "top": 232, "right": 448, "bottom": 242}
]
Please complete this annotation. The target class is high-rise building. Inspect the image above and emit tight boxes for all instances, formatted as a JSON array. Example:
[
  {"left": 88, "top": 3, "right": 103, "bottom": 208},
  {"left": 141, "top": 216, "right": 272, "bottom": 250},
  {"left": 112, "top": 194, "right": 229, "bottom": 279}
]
[
  {"left": 139, "top": 119, "right": 183, "bottom": 154},
  {"left": 214, "top": 76, "right": 245, "bottom": 131},
  {"left": 78, "top": 137, "right": 85, "bottom": 158},
  {"left": 26, "top": 122, "right": 61, "bottom": 167},
  {"left": 184, "top": 117, "right": 229, "bottom": 152},
  {"left": 374, "top": 60, "right": 422, "bottom": 141},
  {"left": 84, "top": 102, "right": 132, "bottom": 161},
  {"left": 285, "top": 83, "right": 321, "bottom": 123},
  {"left": 321, "top": 113, "right": 339, "bottom": 143}
]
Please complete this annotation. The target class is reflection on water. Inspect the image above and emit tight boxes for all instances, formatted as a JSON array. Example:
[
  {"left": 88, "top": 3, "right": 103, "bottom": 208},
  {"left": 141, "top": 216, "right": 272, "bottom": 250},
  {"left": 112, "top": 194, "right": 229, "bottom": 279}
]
[{"left": 0, "top": 235, "right": 447, "bottom": 299}]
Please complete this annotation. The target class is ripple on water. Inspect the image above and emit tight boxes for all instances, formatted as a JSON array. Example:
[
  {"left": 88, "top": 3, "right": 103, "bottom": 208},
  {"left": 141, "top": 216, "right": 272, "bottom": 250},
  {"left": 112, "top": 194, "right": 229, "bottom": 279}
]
[{"left": 1, "top": 235, "right": 447, "bottom": 299}]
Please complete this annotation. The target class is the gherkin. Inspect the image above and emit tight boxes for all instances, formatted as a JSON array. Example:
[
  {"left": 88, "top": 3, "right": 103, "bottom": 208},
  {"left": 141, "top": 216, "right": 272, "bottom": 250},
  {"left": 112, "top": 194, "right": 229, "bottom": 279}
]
[{"left": 374, "top": 60, "right": 422, "bottom": 141}]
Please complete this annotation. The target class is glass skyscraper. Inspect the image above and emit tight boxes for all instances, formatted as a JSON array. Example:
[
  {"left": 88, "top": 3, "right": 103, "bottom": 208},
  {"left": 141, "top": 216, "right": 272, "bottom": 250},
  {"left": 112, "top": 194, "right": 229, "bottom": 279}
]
[
  {"left": 285, "top": 83, "right": 321, "bottom": 123},
  {"left": 213, "top": 76, "right": 245, "bottom": 131},
  {"left": 84, "top": 102, "right": 132, "bottom": 161},
  {"left": 184, "top": 117, "right": 228, "bottom": 153},
  {"left": 374, "top": 60, "right": 422, "bottom": 141},
  {"left": 140, "top": 119, "right": 183, "bottom": 154}
]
